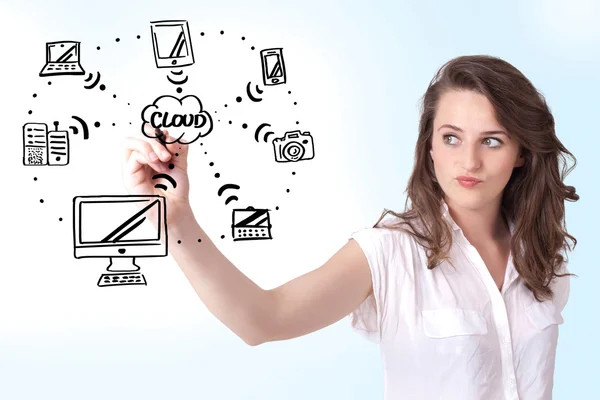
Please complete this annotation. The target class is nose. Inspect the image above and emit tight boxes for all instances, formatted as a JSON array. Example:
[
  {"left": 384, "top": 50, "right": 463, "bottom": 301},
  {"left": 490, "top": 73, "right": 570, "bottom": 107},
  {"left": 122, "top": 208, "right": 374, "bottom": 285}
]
[{"left": 460, "top": 143, "right": 483, "bottom": 171}]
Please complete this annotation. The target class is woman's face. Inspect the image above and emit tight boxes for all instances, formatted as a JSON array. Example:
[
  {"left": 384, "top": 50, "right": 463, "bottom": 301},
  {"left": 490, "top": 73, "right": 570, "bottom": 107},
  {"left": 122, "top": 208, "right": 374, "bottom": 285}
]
[{"left": 429, "top": 90, "right": 525, "bottom": 210}]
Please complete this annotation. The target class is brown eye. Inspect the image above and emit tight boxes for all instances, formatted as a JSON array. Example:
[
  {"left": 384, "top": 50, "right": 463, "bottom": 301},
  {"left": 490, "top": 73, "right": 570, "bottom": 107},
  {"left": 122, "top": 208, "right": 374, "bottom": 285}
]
[
  {"left": 483, "top": 137, "right": 503, "bottom": 148},
  {"left": 443, "top": 134, "right": 503, "bottom": 148},
  {"left": 442, "top": 134, "right": 457, "bottom": 144}
]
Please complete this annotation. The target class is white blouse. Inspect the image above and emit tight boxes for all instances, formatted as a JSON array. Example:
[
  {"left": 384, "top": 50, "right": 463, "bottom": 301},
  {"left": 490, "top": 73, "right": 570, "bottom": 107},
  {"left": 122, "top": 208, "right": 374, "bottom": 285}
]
[{"left": 347, "top": 200, "right": 570, "bottom": 400}]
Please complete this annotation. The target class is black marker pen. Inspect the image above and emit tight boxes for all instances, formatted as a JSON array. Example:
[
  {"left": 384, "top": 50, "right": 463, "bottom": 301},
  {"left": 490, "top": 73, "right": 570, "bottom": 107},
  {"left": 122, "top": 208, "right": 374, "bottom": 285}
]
[{"left": 154, "top": 127, "right": 167, "bottom": 145}]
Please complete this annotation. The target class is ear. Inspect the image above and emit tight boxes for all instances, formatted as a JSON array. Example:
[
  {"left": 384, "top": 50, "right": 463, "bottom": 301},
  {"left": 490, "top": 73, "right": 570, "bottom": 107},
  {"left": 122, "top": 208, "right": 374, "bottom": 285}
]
[{"left": 515, "top": 151, "right": 525, "bottom": 167}]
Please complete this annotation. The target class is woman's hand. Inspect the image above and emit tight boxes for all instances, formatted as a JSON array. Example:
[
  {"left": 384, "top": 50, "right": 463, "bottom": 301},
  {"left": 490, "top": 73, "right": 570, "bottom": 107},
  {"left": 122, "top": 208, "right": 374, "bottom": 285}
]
[{"left": 122, "top": 123, "right": 193, "bottom": 226}]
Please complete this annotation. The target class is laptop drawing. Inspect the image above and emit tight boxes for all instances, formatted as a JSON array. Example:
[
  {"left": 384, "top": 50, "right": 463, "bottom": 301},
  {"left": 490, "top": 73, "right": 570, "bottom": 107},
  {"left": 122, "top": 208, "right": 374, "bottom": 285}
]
[{"left": 39, "top": 41, "right": 85, "bottom": 77}]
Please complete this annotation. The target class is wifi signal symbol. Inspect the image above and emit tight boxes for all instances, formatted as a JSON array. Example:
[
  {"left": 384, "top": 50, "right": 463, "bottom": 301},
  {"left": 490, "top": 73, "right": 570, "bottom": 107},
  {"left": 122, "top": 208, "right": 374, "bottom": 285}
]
[
  {"left": 254, "top": 123, "right": 274, "bottom": 143},
  {"left": 246, "top": 81, "right": 263, "bottom": 102},
  {"left": 167, "top": 70, "right": 188, "bottom": 85},
  {"left": 83, "top": 71, "right": 102, "bottom": 90},
  {"left": 218, "top": 183, "right": 240, "bottom": 205},
  {"left": 152, "top": 173, "right": 177, "bottom": 191},
  {"left": 69, "top": 116, "right": 90, "bottom": 140}
]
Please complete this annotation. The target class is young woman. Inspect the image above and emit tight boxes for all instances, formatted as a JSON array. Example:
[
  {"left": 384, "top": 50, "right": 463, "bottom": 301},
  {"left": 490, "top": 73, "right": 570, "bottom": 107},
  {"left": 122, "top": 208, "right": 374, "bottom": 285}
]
[{"left": 122, "top": 55, "right": 579, "bottom": 399}]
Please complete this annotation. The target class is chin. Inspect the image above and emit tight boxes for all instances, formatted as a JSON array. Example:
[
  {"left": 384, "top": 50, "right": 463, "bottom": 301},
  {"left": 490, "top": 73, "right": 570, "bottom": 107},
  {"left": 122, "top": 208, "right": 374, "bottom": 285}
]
[{"left": 445, "top": 190, "right": 489, "bottom": 209}]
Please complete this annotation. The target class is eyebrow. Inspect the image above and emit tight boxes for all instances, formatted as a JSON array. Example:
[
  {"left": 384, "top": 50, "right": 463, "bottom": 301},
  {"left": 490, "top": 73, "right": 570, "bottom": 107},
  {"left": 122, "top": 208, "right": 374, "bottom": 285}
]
[{"left": 438, "top": 124, "right": 508, "bottom": 136}]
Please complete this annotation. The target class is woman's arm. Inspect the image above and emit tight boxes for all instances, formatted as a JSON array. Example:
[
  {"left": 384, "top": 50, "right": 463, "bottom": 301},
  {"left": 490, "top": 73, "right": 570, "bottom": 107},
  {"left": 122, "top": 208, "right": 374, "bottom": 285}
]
[{"left": 167, "top": 209, "right": 372, "bottom": 346}]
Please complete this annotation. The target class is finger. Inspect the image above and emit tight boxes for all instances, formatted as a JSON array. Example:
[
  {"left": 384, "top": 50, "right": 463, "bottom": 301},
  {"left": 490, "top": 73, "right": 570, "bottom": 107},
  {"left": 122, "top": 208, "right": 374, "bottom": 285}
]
[
  {"left": 153, "top": 130, "right": 190, "bottom": 161},
  {"left": 146, "top": 130, "right": 188, "bottom": 167},
  {"left": 123, "top": 136, "right": 171, "bottom": 165},
  {"left": 141, "top": 123, "right": 174, "bottom": 161},
  {"left": 143, "top": 122, "right": 161, "bottom": 137},
  {"left": 143, "top": 122, "right": 170, "bottom": 145},
  {"left": 150, "top": 138, "right": 172, "bottom": 163},
  {"left": 143, "top": 122, "right": 152, "bottom": 133},
  {"left": 123, "top": 137, "right": 169, "bottom": 173},
  {"left": 127, "top": 149, "right": 169, "bottom": 176},
  {"left": 125, "top": 151, "right": 149, "bottom": 182}
]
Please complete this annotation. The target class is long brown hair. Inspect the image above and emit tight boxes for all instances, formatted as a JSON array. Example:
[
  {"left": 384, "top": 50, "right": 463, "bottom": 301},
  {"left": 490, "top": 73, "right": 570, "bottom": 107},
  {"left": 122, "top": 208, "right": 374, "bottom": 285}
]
[{"left": 374, "top": 55, "right": 579, "bottom": 302}]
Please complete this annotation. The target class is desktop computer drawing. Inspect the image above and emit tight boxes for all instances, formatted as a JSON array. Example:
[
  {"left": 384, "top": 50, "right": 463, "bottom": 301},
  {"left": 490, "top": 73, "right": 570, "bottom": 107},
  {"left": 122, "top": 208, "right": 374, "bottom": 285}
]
[
  {"left": 39, "top": 41, "right": 85, "bottom": 77},
  {"left": 150, "top": 20, "right": 195, "bottom": 68},
  {"left": 73, "top": 195, "right": 168, "bottom": 287}
]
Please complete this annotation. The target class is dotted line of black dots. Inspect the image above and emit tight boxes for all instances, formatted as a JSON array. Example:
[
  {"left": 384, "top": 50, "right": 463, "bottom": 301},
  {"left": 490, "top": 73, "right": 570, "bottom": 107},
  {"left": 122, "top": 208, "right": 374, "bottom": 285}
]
[
  {"left": 32, "top": 149, "right": 296, "bottom": 231},
  {"left": 33, "top": 32, "right": 300, "bottom": 241},
  {"left": 217, "top": 91, "right": 297, "bottom": 117},
  {"left": 207, "top": 65, "right": 300, "bottom": 242},
  {"left": 94, "top": 36, "right": 141, "bottom": 98},
  {"left": 30, "top": 38, "right": 142, "bottom": 220},
  {"left": 199, "top": 30, "right": 298, "bottom": 106},
  {"left": 172, "top": 31, "right": 255, "bottom": 95},
  {"left": 37, "top": 34, "right": 141, "bottom": 93},
  {"left": 27, "top": 99, "right": 121, "bottom": 128},
  {"left": 31, "top": 33, "right": 301, "bottom": 122},
  {"left": 30, "top": 35, "right": 140, "bottom": 124},
  {"left": 30, "top": 99, "right": 133, "bottom": 133},
  {"left": 33, "top": 177, "right": 62, "bottom": 221},
  {"left": 199, "top": 30, "right": 256, "bottom": 50}
]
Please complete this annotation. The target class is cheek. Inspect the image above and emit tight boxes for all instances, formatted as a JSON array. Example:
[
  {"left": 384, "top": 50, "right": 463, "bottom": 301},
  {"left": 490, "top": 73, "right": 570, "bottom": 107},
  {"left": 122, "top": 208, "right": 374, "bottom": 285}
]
[
  {"left": 431, "top": 146, "right": 451, "bottom": 165},
  {"left": 496, "top": 156, "right": 519, "bottom": 174},
  {"left": 484, "top": 161, "right": 517, "bottom": 185}
]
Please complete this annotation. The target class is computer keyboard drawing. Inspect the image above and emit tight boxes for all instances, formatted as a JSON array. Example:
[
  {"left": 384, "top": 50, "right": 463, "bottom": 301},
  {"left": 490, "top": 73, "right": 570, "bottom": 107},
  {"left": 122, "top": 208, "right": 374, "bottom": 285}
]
[{"left": 97, "top": 273, "right": 147, "bottom": 287}]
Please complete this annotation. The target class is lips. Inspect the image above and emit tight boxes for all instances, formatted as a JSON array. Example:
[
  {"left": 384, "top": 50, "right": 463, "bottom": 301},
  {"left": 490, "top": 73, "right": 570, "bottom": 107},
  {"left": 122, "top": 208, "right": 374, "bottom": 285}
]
[{"left": 457, "top": 176, "right": 483, "bottom": 183}]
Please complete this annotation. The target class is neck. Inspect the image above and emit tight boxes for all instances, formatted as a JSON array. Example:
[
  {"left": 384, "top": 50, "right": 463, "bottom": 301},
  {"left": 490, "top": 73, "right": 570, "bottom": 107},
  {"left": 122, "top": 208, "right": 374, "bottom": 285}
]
[{"left": 445, "top": 197, "right": 510, "bottom": 244}]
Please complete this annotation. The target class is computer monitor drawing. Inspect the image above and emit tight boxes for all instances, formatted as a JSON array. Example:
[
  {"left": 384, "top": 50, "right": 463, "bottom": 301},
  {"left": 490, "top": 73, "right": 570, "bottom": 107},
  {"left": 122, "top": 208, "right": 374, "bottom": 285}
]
[
  {"left": 73, "top": 195, "right": 168, "bottom": 287},
  {"left": 39, "top": 41, "right": 85, "bottom": 77},
  {"left": 150, "top": 20, "right": 195, "bottom": 68}
]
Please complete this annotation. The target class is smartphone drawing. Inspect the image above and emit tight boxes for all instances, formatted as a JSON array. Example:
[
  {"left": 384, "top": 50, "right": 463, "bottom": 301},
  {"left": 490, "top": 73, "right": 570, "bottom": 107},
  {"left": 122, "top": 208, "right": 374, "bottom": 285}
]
[{"left": 260, "top": 48, "right": 286, "bottom": 86}]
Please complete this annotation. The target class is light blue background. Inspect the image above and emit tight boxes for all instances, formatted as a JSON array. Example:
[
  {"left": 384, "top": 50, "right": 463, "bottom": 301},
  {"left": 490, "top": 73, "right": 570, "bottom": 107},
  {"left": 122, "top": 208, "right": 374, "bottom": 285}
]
[{"left": 1, "top": 0, "right": 597, "bottom": 399}]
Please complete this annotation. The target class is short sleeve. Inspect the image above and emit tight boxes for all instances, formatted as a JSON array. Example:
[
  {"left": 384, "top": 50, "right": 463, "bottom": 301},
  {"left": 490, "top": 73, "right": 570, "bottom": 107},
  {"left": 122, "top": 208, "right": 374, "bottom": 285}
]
[{"left": 346, "top": 227, "right": 392, "bottom": 344}]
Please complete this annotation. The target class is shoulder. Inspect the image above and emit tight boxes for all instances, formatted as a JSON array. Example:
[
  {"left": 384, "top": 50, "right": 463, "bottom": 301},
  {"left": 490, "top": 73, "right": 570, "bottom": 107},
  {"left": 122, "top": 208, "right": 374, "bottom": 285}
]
[
  {"left": 350, "top": 215, "right": 420, "bottom": 268},
  {"left": 351, "top": 215, "right": 412, "bottom": 244}
]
